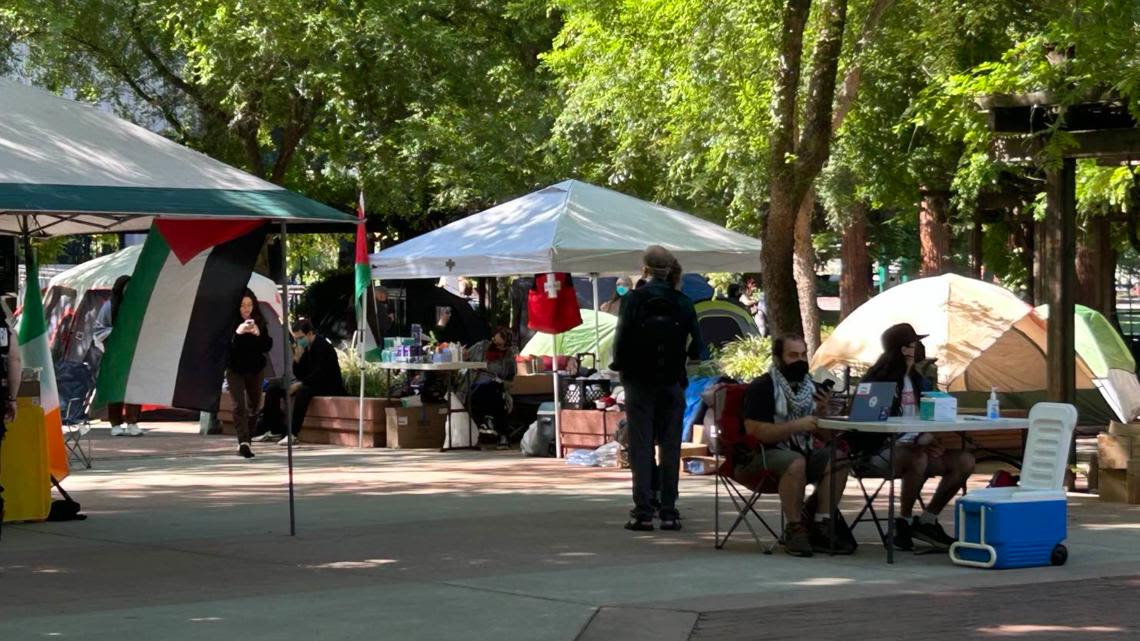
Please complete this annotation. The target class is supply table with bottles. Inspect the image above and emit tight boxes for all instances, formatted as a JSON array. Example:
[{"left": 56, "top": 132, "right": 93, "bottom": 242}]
[
  {"left": 817, "top": 416, "right": 1030, "bottom": 564},
  {"left": 374, "top": 360, "right": 487, "bottom": 450}
]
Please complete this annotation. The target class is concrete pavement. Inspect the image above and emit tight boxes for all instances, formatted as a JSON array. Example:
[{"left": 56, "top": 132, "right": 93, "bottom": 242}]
[{"left": 2, "top": 424, "right": 1140, "bottom": 640}]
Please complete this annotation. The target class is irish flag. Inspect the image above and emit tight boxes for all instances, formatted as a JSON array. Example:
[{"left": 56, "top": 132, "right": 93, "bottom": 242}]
[
  {"left": 355, "top": 192, "right": 382, "bottom": 362},
  {"left": 94, "top": 220, "right": 267, "bottom": 412},
  {"left": 18, "top": 253, "right": 69, "bottom": 481}
]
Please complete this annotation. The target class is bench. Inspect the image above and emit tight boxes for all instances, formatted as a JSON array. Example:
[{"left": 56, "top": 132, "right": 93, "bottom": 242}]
[{"left": 217, "top": 394, "right": 394, "bottom": 447}]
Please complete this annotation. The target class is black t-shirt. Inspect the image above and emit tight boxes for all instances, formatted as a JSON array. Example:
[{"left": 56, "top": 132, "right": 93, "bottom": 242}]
[
  {"left": 742, "top": 374, "right": 777, "bottom": 424},
  {"left": 742, "top": 373, "right": 815, "bottom": 454}
]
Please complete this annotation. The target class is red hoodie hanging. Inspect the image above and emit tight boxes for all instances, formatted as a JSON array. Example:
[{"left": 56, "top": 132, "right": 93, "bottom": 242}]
[{"left": 527, "top": 272, "right": 582, "bottom": 334}]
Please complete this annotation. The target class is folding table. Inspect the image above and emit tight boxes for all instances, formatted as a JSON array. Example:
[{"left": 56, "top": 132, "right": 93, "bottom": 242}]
[{"left": 818, "top": 416, "right": 1030, "bottom": 563}]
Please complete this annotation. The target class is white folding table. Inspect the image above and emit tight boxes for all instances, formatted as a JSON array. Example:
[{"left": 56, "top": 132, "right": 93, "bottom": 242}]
[
  {"left": 375, "top": 361, "right": 487, "bottom": 450},
  {"left": 818, "top": 416, "right": 1029, "bottom": 563}
]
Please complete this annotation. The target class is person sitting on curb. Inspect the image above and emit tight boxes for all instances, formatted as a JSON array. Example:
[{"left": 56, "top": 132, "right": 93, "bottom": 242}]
[{"left": 738, "top": 334, "right": 853, "bottom": 557}]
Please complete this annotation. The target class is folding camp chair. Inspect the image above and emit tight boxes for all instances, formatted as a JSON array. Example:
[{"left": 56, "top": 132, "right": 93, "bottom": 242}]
[
  {"left": 57, "top": 361, "right": 95, "bottom": 469},
  {"left": 62, "top": 396, "right": 93, "bottom": 469},
  {"left": 709, "top": 383, "right": 783, "bottom": 554}
]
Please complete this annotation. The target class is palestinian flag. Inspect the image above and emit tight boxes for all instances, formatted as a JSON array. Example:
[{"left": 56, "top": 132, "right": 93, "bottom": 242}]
[
  {"left": 18, "top": 252, "right": 69, "bottom": 481},
  {"left": 94, "top": 220, "right": 267, "bottom": 412},
  {"left": 355, "top": 192, "right": 382, "bottom": 362}
]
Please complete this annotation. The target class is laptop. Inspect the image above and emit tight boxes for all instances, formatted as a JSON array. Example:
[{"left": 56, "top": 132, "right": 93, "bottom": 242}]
[{"left": 847, "top": 382, "right": 897, "bottom": 422}]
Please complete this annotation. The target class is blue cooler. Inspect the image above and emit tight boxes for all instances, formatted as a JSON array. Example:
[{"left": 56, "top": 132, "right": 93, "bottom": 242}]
[{"left": 950, "top": 487, "right": 1068, "bottom": 569}]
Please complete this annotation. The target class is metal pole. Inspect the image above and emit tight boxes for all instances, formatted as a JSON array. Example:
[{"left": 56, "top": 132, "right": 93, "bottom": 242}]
[
  {"left": 279, "top": 222, "right": 296, "bottom": 536},
  {"left": 553, "top": 332, "right": 562, "bottom": 458},
  {"left": 591, "top": 273, "right": 601, "bottom": 359},
  {"left": 357, "top": 283, "right": 366, "bottom": 448}
]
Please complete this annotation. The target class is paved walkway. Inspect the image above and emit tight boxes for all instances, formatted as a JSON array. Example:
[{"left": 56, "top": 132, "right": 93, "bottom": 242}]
[{"left": 2, "top": 424, "right": 1139, "bottom": 640}]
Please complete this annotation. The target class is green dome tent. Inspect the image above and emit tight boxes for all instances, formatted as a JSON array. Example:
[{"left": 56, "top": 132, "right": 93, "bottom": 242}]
[
  {"left": 521, "top": 309, "right": 618, "bottom": 369},
  {"left": 1036, "top": 304, "right": 1140, "bottom": 424},
  {"left": 695, "top": 299, "right": 760, "bottom": 350}
]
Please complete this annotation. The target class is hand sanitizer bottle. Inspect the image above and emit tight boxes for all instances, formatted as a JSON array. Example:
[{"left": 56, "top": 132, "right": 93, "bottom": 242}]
[{"left": 986, "top": 387, "right": 1000, "bottom": 420}]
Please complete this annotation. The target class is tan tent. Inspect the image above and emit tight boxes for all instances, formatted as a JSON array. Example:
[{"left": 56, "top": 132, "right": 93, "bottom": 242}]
[{"left": 813, "top": 274, "right": 1098, "bottom": 394}]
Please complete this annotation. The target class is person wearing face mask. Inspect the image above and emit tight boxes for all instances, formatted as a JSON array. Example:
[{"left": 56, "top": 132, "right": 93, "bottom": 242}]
[
  {"left": 226, "top": 288, "right": 273, "bottom": 459},
  {"left": 738, "top": 334, "right": 851, "bottom": 557},
  {"left": 857, "top": 323, "right": 974, "bottom": 552},
  {"left": 600, "top": 276, "right": 633, "bottom": 315},
  {"left": 256, "top": 317, "right": 347, "bottom": 446}
]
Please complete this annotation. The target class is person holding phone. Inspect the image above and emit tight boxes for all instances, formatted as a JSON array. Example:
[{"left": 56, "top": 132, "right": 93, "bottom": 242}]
[
  {"left": 226, "top": 288, "right": 272, "bottom": 459},
  {"left": 737, "top": 334, "right": 852, "bottom": 557}
]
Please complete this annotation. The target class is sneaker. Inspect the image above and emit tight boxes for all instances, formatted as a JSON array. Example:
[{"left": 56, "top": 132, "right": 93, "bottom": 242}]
[
  {"left": 277, "top": 435, "right": 298, "bottom": 447},
  {"left": 624, "top": 518, "right": 654, "bottom": 531},
  {"left": 238, "top": 443, "right": 255, "bottom": 459},
  {"left": 254, "top": 432, "right": 280, "bottom": 443},
  {"left": 810, "top": 519, "right": 856, "bottom": 555},
  {"left": 892, "top": 517, "right": 915, "bottom": 551},
  {"left": 911, "top": 518, "right": 956, "bottom": 550},
  {"left": 496, "top": 435, "right": 509, "bottom": 450},
  {"left": 126, "top": 423, "right": 143, "bottom": 437},
  {"left": 110, "top": 425, "right": 125, "bottom": 437},
  {"left": 782, "top": 522, "right": 813, "bottom": 557}
]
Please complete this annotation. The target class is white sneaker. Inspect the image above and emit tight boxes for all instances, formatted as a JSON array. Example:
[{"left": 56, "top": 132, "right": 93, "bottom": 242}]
[
  {"left": 126, "top": 423, "right": 144, "bottom": 437},
  {"left": 110, "top": 425, "right": 125, "bottom": 437},
  {"left": 254, "top": 432, "right": 280, "bottom": 443},
  {"left": 277, "top": 435, "right": 298, "bottom": 446}
]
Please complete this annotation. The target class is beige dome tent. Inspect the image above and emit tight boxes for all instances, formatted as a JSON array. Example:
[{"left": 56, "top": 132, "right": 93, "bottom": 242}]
[{"left": 812, "top": 274, "right": 1120, "bottom": 423}]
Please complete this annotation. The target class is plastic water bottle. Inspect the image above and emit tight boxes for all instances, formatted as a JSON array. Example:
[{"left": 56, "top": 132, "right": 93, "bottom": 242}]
[
  {"left": 567, "top": 449, "right": 599, "bottom": 466},
  {"left": 987, "top": 387, "right": 1000, "bottom": 420}
]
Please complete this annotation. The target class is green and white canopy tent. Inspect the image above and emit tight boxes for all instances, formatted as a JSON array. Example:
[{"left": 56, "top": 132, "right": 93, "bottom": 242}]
[
  {"left": 0, "top": 79, "right": 349, "bottom": 234},
  {"left": 0, "top": 79, "right": 356, "bottom": 535}
]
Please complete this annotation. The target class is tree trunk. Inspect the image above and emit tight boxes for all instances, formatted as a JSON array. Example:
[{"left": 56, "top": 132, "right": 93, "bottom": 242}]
[
  {"left": 794, "top": 192, "right": 821, "bottom": 354},
  {"left": 1075, "top": 218, "right": 1117, "bottom": 318},
  {"left": 763, "top": 196, "right": 804, "bottom": 338},
  {"left": 919, "top": 189, "right": 952, "bottom": 277},
  {"left": 1008, "top": 219, "right": 1035, "bottom": 303},
  {"left": 840, "top": 202, "right": 871, "bottom": 319},
  {"left": 970, "top": 215, "right": 984, "bottom": 279}
]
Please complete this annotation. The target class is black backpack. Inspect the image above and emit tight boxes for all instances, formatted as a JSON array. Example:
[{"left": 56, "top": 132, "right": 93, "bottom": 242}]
[{"left": 627, "top": 293, "right": 686, "bottom": 381}]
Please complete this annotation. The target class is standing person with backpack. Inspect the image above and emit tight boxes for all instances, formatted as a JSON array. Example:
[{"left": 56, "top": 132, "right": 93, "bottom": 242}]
[{"left": 613, "top": 246, "right": 703, "bottom": 532}]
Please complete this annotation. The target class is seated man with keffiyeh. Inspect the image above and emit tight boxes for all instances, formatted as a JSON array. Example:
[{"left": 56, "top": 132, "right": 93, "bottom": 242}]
[{"left": 737, "top": 334, "right": 853, "bottom": 557}]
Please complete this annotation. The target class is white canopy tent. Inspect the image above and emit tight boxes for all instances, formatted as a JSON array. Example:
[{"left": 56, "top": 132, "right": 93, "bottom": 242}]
[
  {"left": 369, "top": 180, "right": 764, "bottom": 279},
  {"left": 371, "top": 180, "right": 763, "bottom": 456}
]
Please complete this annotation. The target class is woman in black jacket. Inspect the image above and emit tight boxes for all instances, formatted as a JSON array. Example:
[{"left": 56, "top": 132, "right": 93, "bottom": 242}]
[
  {"left": 859, "top": 323, "right": 973, "bottom": 552},
  {"left": 227, "top": 288, "right": 273, "bottom": 458}
]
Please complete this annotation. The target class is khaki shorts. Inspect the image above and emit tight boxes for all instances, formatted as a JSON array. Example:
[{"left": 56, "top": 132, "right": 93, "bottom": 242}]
[{"left": 733, "top": 445, "right": 842, "bottom": 490}]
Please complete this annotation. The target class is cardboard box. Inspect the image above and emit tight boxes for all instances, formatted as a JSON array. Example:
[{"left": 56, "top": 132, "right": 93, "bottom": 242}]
[
  {"left": 1098, "top": 462, "right": 1140, "bottom": 504},
  {"left": 1097, "top": 433, "right": 1140, "bottom": 470},
  {"left": 508, "top": 374, "right": 554, "bottom": 396},
  {"left": 386, "top": 404, "right": 446, "bottom": 449},
  {"left": 1109, "top": 421, "right": 1140, "bottom": 439}
]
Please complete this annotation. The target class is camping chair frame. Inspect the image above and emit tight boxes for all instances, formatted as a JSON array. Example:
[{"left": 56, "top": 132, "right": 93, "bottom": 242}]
[
  {"left": 710, "top": 386, "right": 783, "bottom": 554},
  {"left": 62, "top": 395, "right": 93, "bottom": 469}
]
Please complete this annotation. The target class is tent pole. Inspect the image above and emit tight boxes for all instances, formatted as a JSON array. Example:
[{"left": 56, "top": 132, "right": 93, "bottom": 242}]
[
  {"left": 358, "top": 275, "right": 366, "bottom": 448},
  {"left": 553, "top": 332, "right": 562, "bottom": 458},
  {"left": 591, "top": 273, "right": 600, "bottom": 360},
  {"left": 279, "top": 222, "right": 296, "bottom": 536}
]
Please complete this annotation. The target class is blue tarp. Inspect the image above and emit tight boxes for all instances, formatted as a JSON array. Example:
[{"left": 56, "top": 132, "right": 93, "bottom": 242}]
[{"left": 682, "top": 376, "right": 719, "bottom": 441}]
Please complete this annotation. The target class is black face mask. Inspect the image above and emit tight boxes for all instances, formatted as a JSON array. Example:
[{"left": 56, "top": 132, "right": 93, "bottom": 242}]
[{"left": 780, "top": 360, "right": 809, "bottom": 382}]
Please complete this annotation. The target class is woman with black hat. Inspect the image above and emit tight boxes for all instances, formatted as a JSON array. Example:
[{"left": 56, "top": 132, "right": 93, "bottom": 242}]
[{"left": 857, "top": 323, "right": 975, "bottom": 553}]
